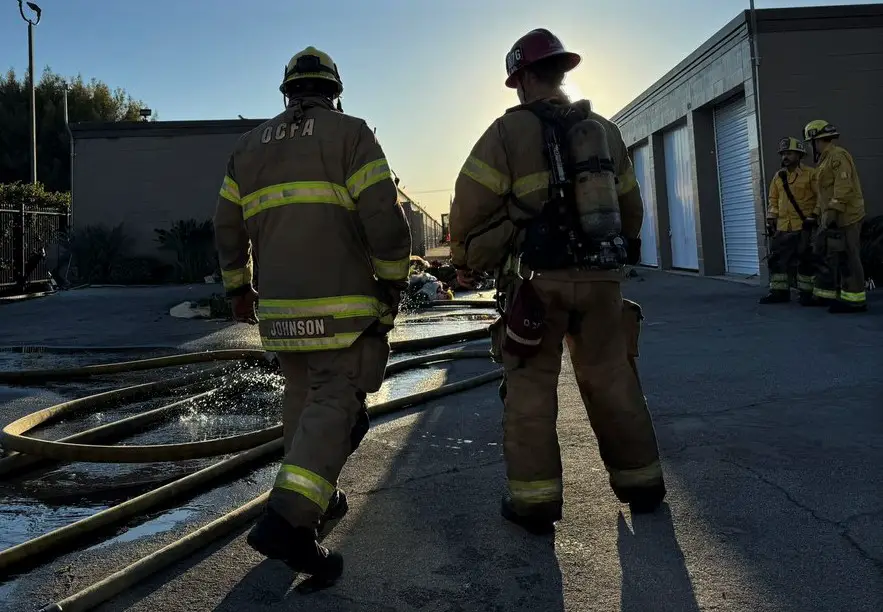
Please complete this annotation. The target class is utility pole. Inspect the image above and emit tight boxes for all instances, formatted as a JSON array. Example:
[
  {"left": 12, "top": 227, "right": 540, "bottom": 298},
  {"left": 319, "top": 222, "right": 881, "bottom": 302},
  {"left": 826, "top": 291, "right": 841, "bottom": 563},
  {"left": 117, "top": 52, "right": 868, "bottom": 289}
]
[
  {"left": 15, "top": 2, "right": 41, "bottom": 292},
  {"left": 19, "top": 1, "right": 42, "bottom": 185}
]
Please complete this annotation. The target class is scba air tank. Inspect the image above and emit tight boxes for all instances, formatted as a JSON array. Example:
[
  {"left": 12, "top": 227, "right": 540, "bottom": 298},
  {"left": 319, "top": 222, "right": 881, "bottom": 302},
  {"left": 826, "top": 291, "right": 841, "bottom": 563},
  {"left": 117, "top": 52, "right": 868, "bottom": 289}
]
[{"left": 566, "top": 119, "right": 622, "bottom": 238}]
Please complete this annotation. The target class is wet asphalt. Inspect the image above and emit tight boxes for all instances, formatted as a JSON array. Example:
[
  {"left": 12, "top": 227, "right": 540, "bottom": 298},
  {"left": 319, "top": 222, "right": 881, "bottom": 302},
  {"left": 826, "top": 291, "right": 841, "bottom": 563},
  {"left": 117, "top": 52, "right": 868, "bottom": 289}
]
[{"left": 0, "top": 272, "right": 881, "bottom": 612}]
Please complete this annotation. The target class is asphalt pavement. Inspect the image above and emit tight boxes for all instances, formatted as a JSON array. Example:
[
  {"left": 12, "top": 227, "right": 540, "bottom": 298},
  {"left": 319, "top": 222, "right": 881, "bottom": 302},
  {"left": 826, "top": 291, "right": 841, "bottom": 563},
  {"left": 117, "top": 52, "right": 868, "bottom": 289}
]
[{"left": 1, "top": 272, "right": 881, "bottom": 612}]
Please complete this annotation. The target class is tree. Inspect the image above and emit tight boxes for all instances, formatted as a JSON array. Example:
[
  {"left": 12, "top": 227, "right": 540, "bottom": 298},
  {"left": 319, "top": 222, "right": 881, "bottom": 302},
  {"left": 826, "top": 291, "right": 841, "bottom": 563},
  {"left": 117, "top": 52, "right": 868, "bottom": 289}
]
[{"left": 0, "top": 67, "right": 154, "bottom": 192}]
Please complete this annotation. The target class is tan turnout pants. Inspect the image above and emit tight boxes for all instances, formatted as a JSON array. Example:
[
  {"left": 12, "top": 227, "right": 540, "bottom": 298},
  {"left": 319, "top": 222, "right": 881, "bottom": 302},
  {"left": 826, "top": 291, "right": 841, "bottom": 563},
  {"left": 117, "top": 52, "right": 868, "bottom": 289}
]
[
  {"left": 494, "top": 272, "right": 664, "bottom": 516},
  {"left": 268, "top": 331, "right": 389, "bottom": 529}
]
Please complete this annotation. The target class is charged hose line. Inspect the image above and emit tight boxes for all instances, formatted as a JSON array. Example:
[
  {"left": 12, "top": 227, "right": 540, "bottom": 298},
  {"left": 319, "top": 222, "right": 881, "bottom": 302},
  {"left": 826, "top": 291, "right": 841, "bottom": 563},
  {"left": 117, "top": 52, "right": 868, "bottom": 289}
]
[
  {"left": 1, "top": 364, "right": 502, "bottom": 578},
  {"left": 38, "top": 492, "right": 272, "bottom": 612},
  {"left": 1, "top": 342, "right": 494, "bottom": 464},
  {"left": 0, "top": 388, "right": 220, "bottom": 478},
  {"left": 426, "top": 299, "right": 497, "bottom": 308},
  {"left": 0, "top": 327, "right": 491, "bottom": 386},
  {"left": 38, "top": 367, "right": 506, "bottom": 612}
]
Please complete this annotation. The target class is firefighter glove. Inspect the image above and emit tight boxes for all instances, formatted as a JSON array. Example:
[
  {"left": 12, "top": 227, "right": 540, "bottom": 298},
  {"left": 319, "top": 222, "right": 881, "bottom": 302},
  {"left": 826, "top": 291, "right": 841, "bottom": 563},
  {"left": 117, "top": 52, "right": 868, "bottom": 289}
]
[
  {"left": 232, "top": 288, "right": 259, "bottom": 325},
  {"left": 379, "top": 279, "right": 407, "bottom": 316},
  {"left": 766, "top": 217, "right": 777, "bottom": 237},
  {"left": 456, "top": 268, "right": 478, "bottom": 289},
  {"left": 821, "top": 211, "right": 837, "bottom": 229},
  {"left": 626, "top": 237, "right": 642, "bottom": 266},
  {"left": 803, "top": 217, "right": 818, "bottom": 231}
]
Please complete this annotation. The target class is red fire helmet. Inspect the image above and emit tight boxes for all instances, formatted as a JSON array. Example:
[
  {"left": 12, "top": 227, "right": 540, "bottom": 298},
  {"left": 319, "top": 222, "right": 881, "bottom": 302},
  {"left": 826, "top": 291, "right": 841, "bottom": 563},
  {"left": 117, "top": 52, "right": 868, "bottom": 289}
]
[{"left": 504, "top": 28, "right": 581, "bottom": 88}]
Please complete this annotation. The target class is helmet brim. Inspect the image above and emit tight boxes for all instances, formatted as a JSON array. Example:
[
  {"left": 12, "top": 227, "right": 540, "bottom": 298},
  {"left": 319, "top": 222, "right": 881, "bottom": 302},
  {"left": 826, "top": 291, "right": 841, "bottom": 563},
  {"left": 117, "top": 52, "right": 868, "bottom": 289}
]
[{"left": 505, "top": 51, "right": 582, "bottom": 88}]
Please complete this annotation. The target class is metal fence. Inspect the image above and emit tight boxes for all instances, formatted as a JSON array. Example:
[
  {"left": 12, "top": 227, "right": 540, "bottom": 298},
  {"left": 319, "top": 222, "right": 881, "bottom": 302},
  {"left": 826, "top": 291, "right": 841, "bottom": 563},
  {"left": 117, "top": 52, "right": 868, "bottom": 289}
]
[
  {"left": 0, "top": 205, "right": 68, "bottom": 289},
  {"left": 397, "top": 188, "right": 443, "bottom": 257}
]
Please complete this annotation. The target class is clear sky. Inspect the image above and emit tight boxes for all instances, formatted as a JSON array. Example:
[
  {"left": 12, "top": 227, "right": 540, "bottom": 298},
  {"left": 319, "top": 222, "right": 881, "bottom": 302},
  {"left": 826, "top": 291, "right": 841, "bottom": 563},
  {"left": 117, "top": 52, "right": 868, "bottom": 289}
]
[{"left": 1, "top": 0, "right": 876, "bottom": 218}]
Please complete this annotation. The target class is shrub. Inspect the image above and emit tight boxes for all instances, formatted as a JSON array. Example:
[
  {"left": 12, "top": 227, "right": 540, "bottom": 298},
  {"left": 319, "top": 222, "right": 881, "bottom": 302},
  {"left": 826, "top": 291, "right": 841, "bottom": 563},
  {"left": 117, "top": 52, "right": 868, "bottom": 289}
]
[
  {"left": 154, "top": 219, "right": 218, "bottom": 283},
  {"left": 63, "top": 223, "right": 131, "bottom": 284},
  {"left": 0, "top": 182, "right": 70, "bottom": 284}
]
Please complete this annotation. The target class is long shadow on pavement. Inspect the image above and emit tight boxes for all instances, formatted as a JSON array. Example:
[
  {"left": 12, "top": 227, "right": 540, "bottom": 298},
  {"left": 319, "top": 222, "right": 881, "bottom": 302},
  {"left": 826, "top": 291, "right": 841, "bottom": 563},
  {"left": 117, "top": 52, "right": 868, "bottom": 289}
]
[
  {"left": 618, "top": 504, "right": 699, "bottom": 612},
  {"left": 212, "top": 361, "right": 565, "bottom": 612}
]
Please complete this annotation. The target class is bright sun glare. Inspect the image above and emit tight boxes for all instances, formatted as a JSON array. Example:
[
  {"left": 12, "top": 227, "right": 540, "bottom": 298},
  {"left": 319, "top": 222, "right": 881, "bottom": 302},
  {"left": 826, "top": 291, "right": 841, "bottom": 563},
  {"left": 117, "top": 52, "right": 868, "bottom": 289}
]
[{"left": 561, "top": 80, "right": 584, "bottom": 101}]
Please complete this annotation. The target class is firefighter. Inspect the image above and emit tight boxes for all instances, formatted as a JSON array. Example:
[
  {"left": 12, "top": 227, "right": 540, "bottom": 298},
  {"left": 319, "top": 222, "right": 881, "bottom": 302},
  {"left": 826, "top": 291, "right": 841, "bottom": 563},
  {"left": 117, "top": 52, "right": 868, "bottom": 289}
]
[
  {"left": 759, "top": 137, "right": 818, "bottom": 305},
  {"left": 450, "top": 29, "right": 665, "bottom": 535},
  {"left": 803, "top": 120, "right": 867, "bottom": 313},
  {"left": 213, "top": 46, "right": 412, "bottom": 583}
]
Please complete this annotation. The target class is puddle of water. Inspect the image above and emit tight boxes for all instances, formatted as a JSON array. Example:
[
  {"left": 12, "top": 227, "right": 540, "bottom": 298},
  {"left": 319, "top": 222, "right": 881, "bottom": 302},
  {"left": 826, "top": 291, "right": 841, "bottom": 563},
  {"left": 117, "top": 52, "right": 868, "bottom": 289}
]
[
  {"left": 92, "top": 506, "right": 196, "bottom": 548},
  {"left": 0, "top": 498, "right": 106, "bottom": 550}
]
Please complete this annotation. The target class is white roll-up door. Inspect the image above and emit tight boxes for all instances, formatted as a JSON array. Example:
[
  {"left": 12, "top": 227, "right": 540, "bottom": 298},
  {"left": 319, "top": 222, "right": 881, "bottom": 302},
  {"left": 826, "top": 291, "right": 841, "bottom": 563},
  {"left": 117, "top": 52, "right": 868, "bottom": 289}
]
[
  {"left": 663, "top": 125, "right": 699, "bottom": 270},
  {"left": 714, "top": 95, "right": 759, "bottom": 275},
  {"left": 632, "top": 143, "right": 658, "bottom": 266}
]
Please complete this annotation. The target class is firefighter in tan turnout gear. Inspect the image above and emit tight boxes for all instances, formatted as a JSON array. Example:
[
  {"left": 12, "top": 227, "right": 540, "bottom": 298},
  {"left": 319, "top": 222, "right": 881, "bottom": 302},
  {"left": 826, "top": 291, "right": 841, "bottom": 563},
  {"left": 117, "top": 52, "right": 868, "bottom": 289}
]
[
  {"left": 450, "top": 29, "right": 665, "bottom": 535},
  {"left": 759, "top": 137, "right": 818, "bottom": 305},
  {"left": 213, "top": 46, "right": 412, "bottom": 583},
  {"left": 803, "top": 120, "right": 868, "bottom": 313}
]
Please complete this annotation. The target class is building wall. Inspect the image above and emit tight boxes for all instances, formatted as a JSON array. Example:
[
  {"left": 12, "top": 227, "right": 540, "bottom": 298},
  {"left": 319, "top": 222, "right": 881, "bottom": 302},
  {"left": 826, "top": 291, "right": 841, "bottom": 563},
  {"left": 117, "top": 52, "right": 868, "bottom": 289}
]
[
  {"left": 757, "top": 11, "right": 883, "bottom": 217},
  {"left": 612, "top": 4, "right": 883, "bottom": 284},
  {"left": 72, "top": 127, "right": 255, "bottom": 257},
  {"left": 614, "top": 14, "right": 762, "bottom": 278}
]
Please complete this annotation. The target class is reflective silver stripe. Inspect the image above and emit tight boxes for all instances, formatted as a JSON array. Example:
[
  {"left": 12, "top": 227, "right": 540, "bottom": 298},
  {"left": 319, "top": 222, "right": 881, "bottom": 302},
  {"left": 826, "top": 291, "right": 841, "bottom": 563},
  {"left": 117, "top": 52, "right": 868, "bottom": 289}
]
[
  {"left": 258, "top": 296, "right": 384, "bottom": 319},
  {"left": 241, "top": 181, "right": 354, "bottom": 219},
  {"left": 262, "top": 332, "right": 362, "bottom": 352},
  {"left": 219, "top": 175, "right": 241, "bottom": 204},
  {"left": 347, "top": 158, "right": 391, "bottom": 199}
]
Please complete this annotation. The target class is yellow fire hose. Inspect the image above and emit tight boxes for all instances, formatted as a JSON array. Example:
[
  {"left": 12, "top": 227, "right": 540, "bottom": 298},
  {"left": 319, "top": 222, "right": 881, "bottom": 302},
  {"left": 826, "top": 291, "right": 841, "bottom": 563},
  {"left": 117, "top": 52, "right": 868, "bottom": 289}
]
[{"left": 0, "top": 320, "right": 501, "bottom": 609}]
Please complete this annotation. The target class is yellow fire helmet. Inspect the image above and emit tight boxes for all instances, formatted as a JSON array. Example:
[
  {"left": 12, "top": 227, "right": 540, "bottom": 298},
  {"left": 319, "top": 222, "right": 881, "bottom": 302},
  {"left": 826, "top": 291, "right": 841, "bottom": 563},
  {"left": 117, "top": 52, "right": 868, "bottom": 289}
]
[
  {"left": 803, "top": 119, "right": 839, "bottom": 142},
  {"left": 280, "top": 46, "right": 343, "bottom": 96},
  {"left": 777, "top": 137, "right": 806, "bottom": 155}
]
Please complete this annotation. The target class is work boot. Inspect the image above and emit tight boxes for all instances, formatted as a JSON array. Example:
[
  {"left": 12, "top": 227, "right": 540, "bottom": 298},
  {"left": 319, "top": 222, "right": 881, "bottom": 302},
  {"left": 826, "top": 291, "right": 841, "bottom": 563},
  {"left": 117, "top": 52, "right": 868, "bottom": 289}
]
[
  {"left": 247, "top": 507, "right": 343, "bottom": 582},
  {"left": 828, "top": 301, "right": 868, "bottom": 314},
  {"left": 614, "top": 481, "right": 667, "bottom": 515},
  {"left": 798, "top": 291, "right": 819, "bottom": 306},
  {"left": 317, "top": 489, "right": 349, "bottom": 534},
  {"left": 801, "top": 295, "right": 831, "bottom": 307},
  {"left": 758, "top": 290, "right": 790, "bottom": 304},
  {"left": 500, "top": 495, "right": 561, "bottom": 536}
]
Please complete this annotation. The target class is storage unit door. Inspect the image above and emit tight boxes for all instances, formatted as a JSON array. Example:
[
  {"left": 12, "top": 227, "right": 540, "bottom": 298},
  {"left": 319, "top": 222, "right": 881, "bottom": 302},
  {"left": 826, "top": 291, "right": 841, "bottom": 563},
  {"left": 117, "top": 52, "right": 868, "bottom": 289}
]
[
  {"left": 714, "top": 95, "right": 759, "bottom": 275},
  {"left": 663, "top": 125, "right": 699, "bottom": 270},
  {"left": 632, "top": 143, "right": 658, "bottom": 266}
]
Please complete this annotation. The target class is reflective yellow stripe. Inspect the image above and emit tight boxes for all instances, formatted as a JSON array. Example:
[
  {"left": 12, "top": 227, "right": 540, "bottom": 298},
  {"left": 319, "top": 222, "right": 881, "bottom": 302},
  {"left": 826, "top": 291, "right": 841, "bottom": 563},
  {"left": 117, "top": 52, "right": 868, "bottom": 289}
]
[
  {"left": 241, "top": 181, "right": 354, "bottom": 220},
  {"left": 460, "top": 155, "right": 510, "bottom": 195},
  {"left": 221, "top": 264, "right": 252, "bottom": 291},
  {"left": 219, "top": 175, "right": 241, "bottom": 205},
  {"left": 813, "top": 287, "right": 838, "bottom": 299},
  {"left": 263, "top": 332, "right": 363, "bottom": 352},
  {"left": 513, "top": 172, "right": 548, "bottom": 199},
  {"left": 508, "top": 478, "right": 563, "bottom": 504},
  {"left": 372, "top": 256, "right": 409, "bottom": 281},
  {"left": 258, "top": 295, "right": 386, "bottom": 320},
  {"left": 839, "top": 290, "right": 866, "bottom": 303},
  {"left": 769, "top": 273, "right": 789, "bottom": 291},
  {"left": 617, "top": 167, "right": 638, "bottom": 196},
  {"left": 346, "top": 158, "right": 391, "bottom": 199},
  {"left": 274, "top": 464, "right": 336, "bottom": 511},
  {"left": 609, "top": 460, "right": 663, "bottom": 489}
]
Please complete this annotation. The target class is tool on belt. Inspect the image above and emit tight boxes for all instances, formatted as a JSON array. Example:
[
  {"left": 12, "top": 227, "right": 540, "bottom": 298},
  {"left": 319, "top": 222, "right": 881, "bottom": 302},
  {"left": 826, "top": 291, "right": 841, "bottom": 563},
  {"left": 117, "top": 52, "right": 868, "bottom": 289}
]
[{"left": 501, "top": 265, "right": 546, "bottom": 359}]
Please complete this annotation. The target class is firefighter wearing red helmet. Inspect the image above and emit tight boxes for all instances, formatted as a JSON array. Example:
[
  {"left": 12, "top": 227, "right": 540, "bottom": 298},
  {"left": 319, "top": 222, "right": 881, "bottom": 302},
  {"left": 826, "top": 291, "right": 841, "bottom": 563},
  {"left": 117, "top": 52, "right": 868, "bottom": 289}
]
[{"left": 449, "top": 29, "right": 665, "bottom": 535}]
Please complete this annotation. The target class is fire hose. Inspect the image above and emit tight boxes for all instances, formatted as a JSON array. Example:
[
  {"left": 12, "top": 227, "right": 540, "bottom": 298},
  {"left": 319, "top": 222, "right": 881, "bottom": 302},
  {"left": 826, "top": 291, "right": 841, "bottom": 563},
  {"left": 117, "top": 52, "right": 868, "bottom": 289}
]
[{"left": 0, "top": 303, "right": 499, "bottom": 610}]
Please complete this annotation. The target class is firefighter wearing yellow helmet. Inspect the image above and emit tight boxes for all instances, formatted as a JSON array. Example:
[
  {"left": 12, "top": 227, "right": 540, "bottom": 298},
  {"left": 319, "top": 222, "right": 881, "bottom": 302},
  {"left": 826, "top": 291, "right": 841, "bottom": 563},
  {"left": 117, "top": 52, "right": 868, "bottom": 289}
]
[
  {"left": 803, "top": 120, "right": 867, "bottom": 313},
  {"left": 449, "top": 29, "right": 665, "bottom": 535},
  {"left": 213, "top": 45, "right": 412, "bottom": 583},
  {"left": 759, "top": 136, "right": 818, "bottom": 305}
]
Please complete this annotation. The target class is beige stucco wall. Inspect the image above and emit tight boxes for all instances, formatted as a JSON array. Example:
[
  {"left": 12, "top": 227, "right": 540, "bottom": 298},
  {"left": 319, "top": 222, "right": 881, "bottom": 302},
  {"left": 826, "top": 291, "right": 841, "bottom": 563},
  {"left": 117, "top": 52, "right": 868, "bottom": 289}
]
[{"left": 72, "top": 132, "right": 247, "bottom": 257}]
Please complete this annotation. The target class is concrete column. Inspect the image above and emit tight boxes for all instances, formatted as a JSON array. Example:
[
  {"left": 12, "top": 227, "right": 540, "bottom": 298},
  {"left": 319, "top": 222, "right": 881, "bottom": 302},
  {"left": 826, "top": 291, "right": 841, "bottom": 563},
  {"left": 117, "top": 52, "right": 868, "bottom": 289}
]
[{"left": 689, "top": 108, "right": 726, "bottom": 276}]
